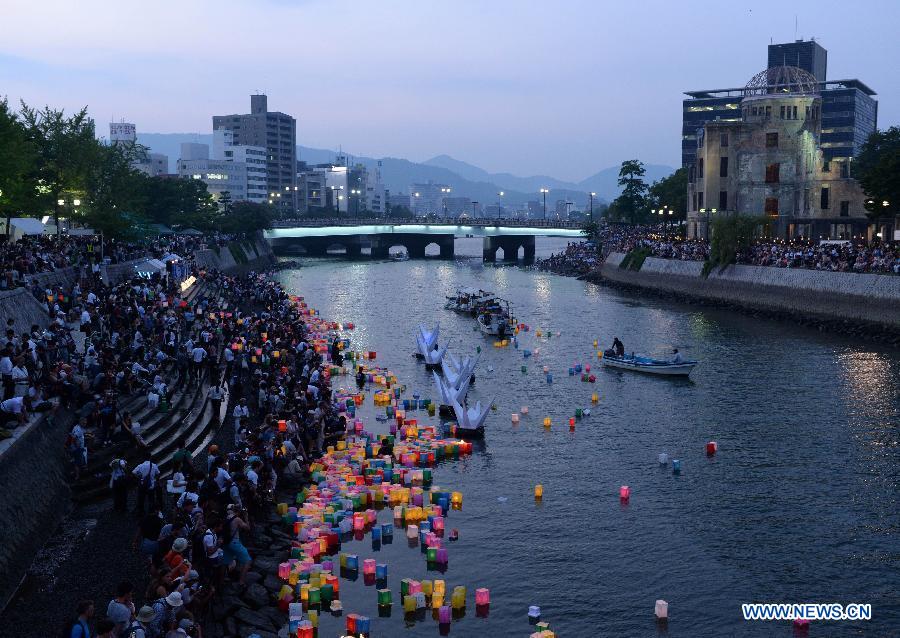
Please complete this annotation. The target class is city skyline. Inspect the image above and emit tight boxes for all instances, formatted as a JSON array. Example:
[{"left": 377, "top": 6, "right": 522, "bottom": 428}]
[{"left": 2, "top": 0, "right": 898, "bottom": 181}]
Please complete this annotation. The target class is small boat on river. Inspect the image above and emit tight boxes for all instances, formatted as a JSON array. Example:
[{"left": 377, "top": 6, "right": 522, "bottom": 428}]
[
  {"left": 445, "top": 287, "right": 495, "bottom": 314},
  {"left": 475, "top": 297, "right": 515, "bottom": 337},
  {"left": 601, "top": 354, "right": 697, "bottom": 377}
]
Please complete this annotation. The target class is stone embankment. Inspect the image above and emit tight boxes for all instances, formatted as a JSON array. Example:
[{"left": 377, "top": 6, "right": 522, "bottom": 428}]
[{"left": 582, "top": 252, "right": 900, "bottom": 340}]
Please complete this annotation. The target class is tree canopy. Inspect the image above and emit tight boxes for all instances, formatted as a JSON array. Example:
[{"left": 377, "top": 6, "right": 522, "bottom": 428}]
[
  {"left": 606, "top": 160, "right": 650, "bottom": 224},
  {"left": 855, "top": 127, "right": 900, "bottom": 219},
  {"left": 0, "top": 99, "right": 275, "bottom": 238},
  {"left": 648, "top": 167, "right": 688, "bottom": 221}
]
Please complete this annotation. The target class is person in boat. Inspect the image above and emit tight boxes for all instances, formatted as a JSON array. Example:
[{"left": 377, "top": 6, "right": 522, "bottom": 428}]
[
  {"left": 671, "top": 348, "right": 684, "bottom": 364},
  {"left": 355, "top": 366, "right": 366, "bottom": 389},
  {"left": 612, "top": 337, "right": 625, "bottom": 357}
]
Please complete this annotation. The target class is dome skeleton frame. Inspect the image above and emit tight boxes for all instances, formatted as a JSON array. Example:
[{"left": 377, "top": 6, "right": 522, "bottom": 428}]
[{"left": 743, "top": 66, "right": 819, "bottom": 98}]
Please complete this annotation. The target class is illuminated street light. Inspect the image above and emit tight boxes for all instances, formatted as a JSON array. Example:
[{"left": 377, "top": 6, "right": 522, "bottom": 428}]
[{"left": 540, "top": 188, "right": 549, "bottom": 220}]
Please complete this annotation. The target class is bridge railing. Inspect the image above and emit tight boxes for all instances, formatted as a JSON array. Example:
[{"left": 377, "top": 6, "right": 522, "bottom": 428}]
[{"left": 270, "top": 217, "right": 583, "bottom": 230}]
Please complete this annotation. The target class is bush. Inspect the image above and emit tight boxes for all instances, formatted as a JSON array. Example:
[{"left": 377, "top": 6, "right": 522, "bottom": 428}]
[
  {"left": 619, "top": 246, "right": 651, "bottom": 271},
  {"left": 708, "top": 215, "right": 767, "bottom": 269}
]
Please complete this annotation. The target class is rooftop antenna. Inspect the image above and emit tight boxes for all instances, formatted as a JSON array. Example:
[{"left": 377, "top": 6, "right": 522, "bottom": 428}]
[{"left": 794, "top": 14, "right": 798, "bottom": 40}]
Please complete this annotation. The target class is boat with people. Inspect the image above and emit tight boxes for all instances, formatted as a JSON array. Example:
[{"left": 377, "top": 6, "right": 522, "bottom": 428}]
[
  {"left": 390, "top": 250, "right": 409, "bottom": 261},
  {"left": 601, "top": 353, "right": 698, "bottom": 377},
  {"left": 475, "top": 297, "right": 515, "bottom": 337},
  {"left": 444, "top": 287, "right": 495, "bottom": 314}
]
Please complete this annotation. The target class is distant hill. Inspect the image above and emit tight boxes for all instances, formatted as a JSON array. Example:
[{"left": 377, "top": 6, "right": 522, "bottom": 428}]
[{"left": 137, "top": 133, "right": 674, "bottom": 206}]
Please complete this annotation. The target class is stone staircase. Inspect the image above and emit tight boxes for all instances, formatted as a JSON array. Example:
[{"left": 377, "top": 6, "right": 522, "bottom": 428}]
[{"left": 72, "top": 279, "right": 228, "bottom": 503}]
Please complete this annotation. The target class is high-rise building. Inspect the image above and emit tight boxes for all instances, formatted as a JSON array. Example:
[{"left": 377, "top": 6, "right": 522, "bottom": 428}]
[
  {"left": 213, "top": 130, "right": 267, "bottom": 203},
  {"left": 109, "top": 121, "right": 168, "bottom": 177},
  {"left": 768, "top": 40, "right": 827, "bottom": 81},
  {"left": 213, "top": 94, "right": 297, "bottom": 216},
  {"left": 682, "top": 40, "right": 876, "bottom": 170}
]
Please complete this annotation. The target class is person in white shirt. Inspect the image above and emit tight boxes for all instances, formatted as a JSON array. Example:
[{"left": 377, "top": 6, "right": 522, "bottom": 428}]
[
  {"left": 190, "top": 346, "right": 207, "bottom": 383},
  {"left": 132, "top": 455, "right": 160, "bottom": 513}
]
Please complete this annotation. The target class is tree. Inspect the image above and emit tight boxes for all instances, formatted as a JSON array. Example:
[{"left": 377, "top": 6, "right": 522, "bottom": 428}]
[
  {"left": 141, "top": 177, "right": 217, "bottom": 230},
  {"left": 19, "top": 103, "right": 97, "bottom": 230},
  {"left": 80, "top": 142, "right": 150, "bottom": 237},
  {"left": 0, "top": 98, "right": 37, "bottom": 236},
  {"left": 855, "top": 127, "right": 900, "bottom": 219},
  {"left": 612, "top": 159, "right": 649, "bottom": 224},
  {"left": 708, "top": 215, "right": 767, "bottom": 268},
  {"left": 387, "top": 204, "right": 413, "bottom": 219},
  {"left": 581, "top": 219, "right": 600, "bottom": 240},
  {"left": 648, "top": 167, "right": 688, "bottom": 221},
  {"left": 219, "top": 201, "right": 274, "bottom": 234}
]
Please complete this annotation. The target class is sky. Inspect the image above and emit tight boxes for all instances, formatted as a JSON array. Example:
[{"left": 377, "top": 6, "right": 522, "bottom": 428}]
[{"left": 1, "top": 0, "right": 898, "bottom": 181}]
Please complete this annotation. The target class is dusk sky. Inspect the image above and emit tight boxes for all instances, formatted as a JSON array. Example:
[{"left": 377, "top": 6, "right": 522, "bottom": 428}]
[{"left": 2, "top": 0, "right": 898, "bottom": 181}]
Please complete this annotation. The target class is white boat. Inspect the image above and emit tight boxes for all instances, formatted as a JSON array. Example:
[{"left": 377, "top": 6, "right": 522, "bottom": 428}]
[
  {"left": 444, "top": 287, "right": 495, "bottom": 314},
  {"left": 390, "top": 250, "right": 409, "bottom": 261},
  {"left": 601, "top": 354, "right": 698, "bottom": 377},
  {"left": 476, "top": 312, "right": 513, "bottom": 337}
]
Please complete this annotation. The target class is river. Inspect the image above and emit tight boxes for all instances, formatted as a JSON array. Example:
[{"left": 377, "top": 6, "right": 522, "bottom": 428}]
[{"left": 275, "top": 238, "right": 900, "bottom": 637}]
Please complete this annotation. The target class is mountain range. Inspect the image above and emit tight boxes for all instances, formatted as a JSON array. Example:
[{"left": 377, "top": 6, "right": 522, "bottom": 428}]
[{"left": 137, "top": 133, "right": 674, "bottom": 205}]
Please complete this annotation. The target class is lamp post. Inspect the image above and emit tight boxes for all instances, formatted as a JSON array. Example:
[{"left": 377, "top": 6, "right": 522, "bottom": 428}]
[
  {"left": 351, "top": 188, "right": 361, "bottom": 217},
  {"left": 540, "top": 188, "right": 549, "bottom": 221},
  {"left": 497, "top": 191, "right": 504, "bottom": 220},
  {"left": 440, "top": 187, "right": 451, "bottom": 218},
  {"left": 413, "top": 191, "right": 420, "bottom": 217},
  {"left": 589, "top": 192, "right": 596, "bottom": 223},
  {"left": 699, "top": 207, "right": 717, "bottom": 241}
]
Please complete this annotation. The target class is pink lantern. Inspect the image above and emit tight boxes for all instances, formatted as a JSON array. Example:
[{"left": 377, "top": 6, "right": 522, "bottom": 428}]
[
  {"left": 475, "top": 588, "right": 490, "bottom": 606},
  {"left": 620, "top": 485, "right": 631, "bottom": 502},
  {"left": 363, "top": 559, "right": 376, "bottom": 575},
  {"left": 438, "top": 605, "right": 452, "bottom": 624}
]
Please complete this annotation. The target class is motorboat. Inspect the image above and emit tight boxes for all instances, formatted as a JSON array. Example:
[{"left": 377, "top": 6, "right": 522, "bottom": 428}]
[
  {"left": 445, "top": 287, "right": 495, "bottom": 314},
  {"left": 601, "top": 354, "right": 698, "bottom": 377},
  {"left": 475, "top": 297, "right": 515, "bottom": 337},
  {"left": 390, "top": 249, "right": 409, "bottom": 261}
]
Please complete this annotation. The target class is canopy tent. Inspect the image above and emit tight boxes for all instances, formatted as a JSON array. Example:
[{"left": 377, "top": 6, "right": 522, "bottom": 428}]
[
  {"left": 161, "top": 253, "right": 183, "bottom": 263},
  {"left": 149, "top": 223, "right": 175, "bottom": 236},
  {"left": 177, "top": 228, "right": 204, "bottom": 236},
  {"left": 132, "top": 258, "right": 166, "bottom": 277}
]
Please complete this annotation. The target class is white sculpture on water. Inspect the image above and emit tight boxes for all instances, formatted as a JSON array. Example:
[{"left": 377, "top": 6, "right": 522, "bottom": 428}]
[
  {"left": 432, "top": 370, "right": 471, "bottom": 406},
  {"left": 415, "top": 323, "right": 446, "bottom": 366},
  {"left": 443, "top": 352, "right": 479, "bottom": 391},
  {"left": 450, "top": 393, "right": 492, "bottom": 432}
]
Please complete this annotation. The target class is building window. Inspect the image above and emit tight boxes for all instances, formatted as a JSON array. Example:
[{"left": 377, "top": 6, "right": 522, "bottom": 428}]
[
  {"left": 688, "top": 165, "right": 695, "bottom": 183},
  {"left": 765, "top": 197, "right": 778, "bottom": 215},
  {"left": 719, "top": 191, "right": 728, "bottom": 210},
  {"left": 792, "top": 106, "right": 798, "bottom": 119},
  {"left": 765, "top": 105, "right": 771, "bottom": 118},
  {"left": 823, "top": 160, "right": 830, "bottom": 173},
  {"left": 840, "top": 162, "right": 849, "bottom": 178},
  {"left": 820, "top": 187, "right": 830, "bottom": 210},
  {"left": 698, "top": 191, "right": 704, "bottom": 210},
  {"left": 720, "top": 133, "right": 729, "bottom": 147},
  {"left": 780, "top": 105, "right": 786, "bottom": 119},
  {"left": 766, "top": 132, "right": 778, "bottom": 148},
  {"left": 697, "top": 158, "right": 704, "bottom": 179},
  {"left": 720, "top": 157, "right": 728, "bottom": 178},
  {"left": 765, "top": 163, "right": 780, "bottom": 184},
  {"left": 839, "top": 201, "right": 849, "bottom": 217}
]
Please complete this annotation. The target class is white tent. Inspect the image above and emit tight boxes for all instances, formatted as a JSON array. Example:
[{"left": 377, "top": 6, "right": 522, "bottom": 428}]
[
  {"left": 161, "top": 253, "right": 183, "bottom": 263},
  {"left": 132, "top": 258, "right": 166, "bottom": 277}
]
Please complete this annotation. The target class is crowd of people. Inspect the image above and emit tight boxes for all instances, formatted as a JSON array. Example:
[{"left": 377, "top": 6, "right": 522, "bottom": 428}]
[
  {"left": 539, "top": 223, "right": 899, "bottom": 275},
  {"left": 44, "top": 262, "right": 345, "bottom": 638},
  {"left": 736, "top": 240, "right": 900, "bottom": 273}
]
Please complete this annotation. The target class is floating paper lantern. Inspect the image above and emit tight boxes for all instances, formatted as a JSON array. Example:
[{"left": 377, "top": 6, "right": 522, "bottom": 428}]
[
  {"left": 521, "top": 406, "right": 529, "bottom": 414},
  {"left": 655, "top": 599, "right": 668, "bottom": 620},
  {"left": 706, "top": 441, "right": 718, "bottom": 455},
  {"left": 438, "top": 605, "right": 452, "bottom": 624},
  {"left": 528, "top": 605, "right": 541, "bottom": 620},
  {"left": 658, "top": 453, "right": 668, "bottom": 465},
  {"left": 512, "top": 413, "right": 520, "bottom": 423},
  {"left": 534, "top": 484, "right": 543, "bottom": 499},
  {"left": 673, "top": 459, "right": 681, "bottom": 474},
  {"left": 620, "top": 485, "right": 630, "bottom": 502},
  {"left": 543, "top": 417, "right": 551, "bottom": 428},
  {"left": 475, "top": 588, "right": 490, "bottom": 605}
]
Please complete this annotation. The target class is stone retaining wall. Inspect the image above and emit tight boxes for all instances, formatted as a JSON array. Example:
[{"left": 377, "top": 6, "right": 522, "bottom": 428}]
[
  {"left": 0, "top": 413, "right": 72, "bottom": 609},
  {"left": 600, "top": 253, "right": 900, "bottom": 328},
  {"left": 195, "top": 239, "right": 275, "bottom": 274},
  {"left": 0, "top": 288, "right": 53, "bottom": 330}
]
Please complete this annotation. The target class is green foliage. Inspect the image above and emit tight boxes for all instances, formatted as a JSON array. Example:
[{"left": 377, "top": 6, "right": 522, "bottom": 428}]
[
  {"left": 0, "top": 98, "right": 37, "bottom": 229},
  {"left": 609, "top": 160, "right": 649, "bottom": 224},
  {"left": 648, "top": 167, "right": 688, "bottom": 221},
  {"left": 387, "top": 204, "right": 414, "bottom": 219},
  {"left": 619, "top": 246, "right": 651, "bottom": 271},
  {"left": 707, "top": 215, "right": 767, "bottom": 270},
  {"left": 581, "top": 220, "right": 600, "bottom": 240},
  {"left": 227, "top": 241, "right": 248, "bottom": 264},
  {"left": 855, "top": 127, "right": 900, "bottom": 219},
  {"left": 218, "top": 201, "right": 274, "bottom": 234}
]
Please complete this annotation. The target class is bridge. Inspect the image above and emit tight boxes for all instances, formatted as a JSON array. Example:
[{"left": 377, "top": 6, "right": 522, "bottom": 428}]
[{"left": 264, "top": 217, "right": 584, "bottom": 262}]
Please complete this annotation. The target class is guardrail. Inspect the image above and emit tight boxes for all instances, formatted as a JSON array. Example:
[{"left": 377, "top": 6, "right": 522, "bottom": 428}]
[{"left": 270, "top": 217, "right": 583, "bottom": 229}]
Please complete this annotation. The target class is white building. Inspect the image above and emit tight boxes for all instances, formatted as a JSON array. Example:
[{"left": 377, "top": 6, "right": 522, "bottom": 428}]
[
  {"left": 212, "top": 130, "right": 267, "bottom": 203},
  {"left": 177, "top": 132, "right": 268, "bottom": 206},
  {"left": 178, "top": 143, "right": 249, "bottom": 204}
]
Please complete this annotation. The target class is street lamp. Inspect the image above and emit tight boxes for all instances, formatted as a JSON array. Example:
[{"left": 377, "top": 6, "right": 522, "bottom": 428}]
[
  {"left": 497, "top": 191, "right": 504, "bottom": 220},
  {"left": 413, "top": 192, "right": 421, "bottom": 216},
  {"left": 440, "top": 187, "right": 451, "bottom": 216},
  {"left": 589, "top": 192, "right": 596, "bottom": 223},
  {"left": 540, "top": 188, "right": 549, "bottom": 220},
  {"left": 351, "top": 188, "right": 361, "bottom": 217}
]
